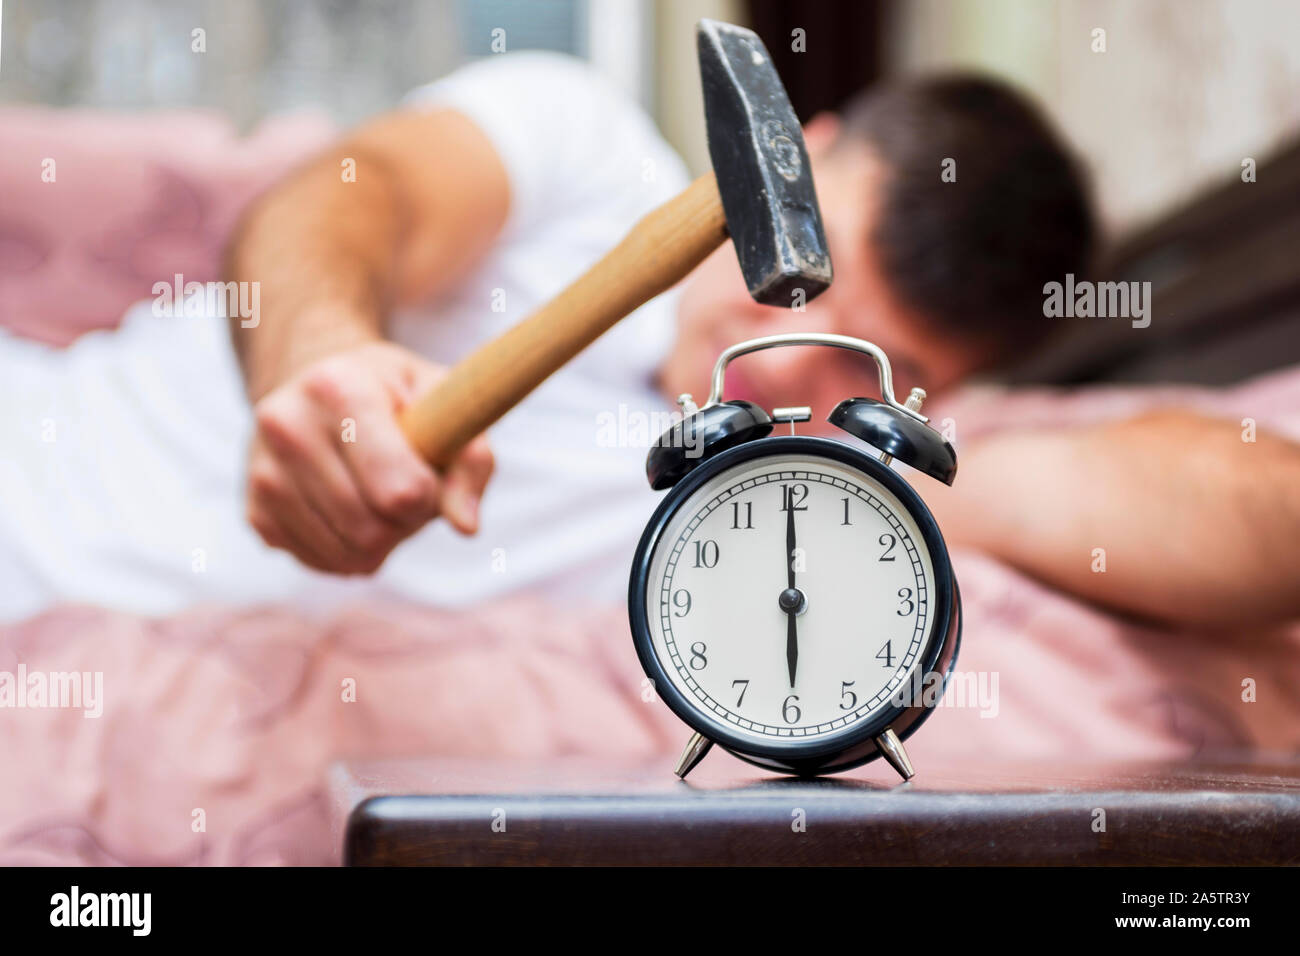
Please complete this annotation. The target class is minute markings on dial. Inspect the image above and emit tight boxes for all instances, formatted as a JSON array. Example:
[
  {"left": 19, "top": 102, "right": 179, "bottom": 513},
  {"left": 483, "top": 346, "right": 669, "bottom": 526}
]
[{"left": 655, "top": 467, "right": 931, "bottom": 739}]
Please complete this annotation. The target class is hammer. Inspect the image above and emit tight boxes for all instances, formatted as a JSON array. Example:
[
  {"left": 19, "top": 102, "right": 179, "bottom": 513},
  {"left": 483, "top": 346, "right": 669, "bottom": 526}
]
[{"left": 399, "top": 19, "right": 833, "bottom": 465}]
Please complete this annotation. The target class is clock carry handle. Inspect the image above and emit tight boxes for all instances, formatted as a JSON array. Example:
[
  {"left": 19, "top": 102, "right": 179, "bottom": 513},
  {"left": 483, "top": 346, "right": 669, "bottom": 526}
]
[
  {"left": 703, "top": 332, "right": 958, "bottom": 486},
  {"left": 703, "top": 332, "right": 929, "bottom": 422}
]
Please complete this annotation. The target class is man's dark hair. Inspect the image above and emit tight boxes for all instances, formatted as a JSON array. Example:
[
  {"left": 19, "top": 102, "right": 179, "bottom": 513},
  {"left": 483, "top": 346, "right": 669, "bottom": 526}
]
[{"left": 838, "top": 73, "right": 1095, "bottom": 358}]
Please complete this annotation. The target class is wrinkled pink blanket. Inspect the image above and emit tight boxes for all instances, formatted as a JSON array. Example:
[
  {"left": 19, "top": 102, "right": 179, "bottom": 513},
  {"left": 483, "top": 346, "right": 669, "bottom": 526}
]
[
  {"left": 4, "top": 366, "right": 1299, "bottom": 866},
  {"left": 3, "top": 562, "right": 1297, "bottom": 866}
]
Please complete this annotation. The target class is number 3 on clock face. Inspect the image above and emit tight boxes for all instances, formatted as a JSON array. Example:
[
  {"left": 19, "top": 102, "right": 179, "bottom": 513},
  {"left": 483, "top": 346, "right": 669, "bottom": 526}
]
[{"left": 629, "top": 436, "right": 959, "bottom": 777}]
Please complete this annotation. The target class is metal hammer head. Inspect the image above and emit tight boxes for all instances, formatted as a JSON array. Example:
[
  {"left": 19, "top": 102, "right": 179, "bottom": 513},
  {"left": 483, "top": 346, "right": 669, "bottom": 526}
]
[{"left": 697, "top": 18, "right": 834, "bottom": 307}]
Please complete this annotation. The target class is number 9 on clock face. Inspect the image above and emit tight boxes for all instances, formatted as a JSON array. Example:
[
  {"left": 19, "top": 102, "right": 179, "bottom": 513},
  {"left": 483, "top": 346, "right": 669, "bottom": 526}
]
[{"left": 629, "top": 437, "right": 959, "bottom": 776}]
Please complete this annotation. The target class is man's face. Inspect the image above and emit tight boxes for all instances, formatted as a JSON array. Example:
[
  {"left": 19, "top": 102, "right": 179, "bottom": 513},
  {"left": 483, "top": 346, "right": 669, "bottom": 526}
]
[{"left": 659, "top": 131, "right": 979, "bottom": 427}]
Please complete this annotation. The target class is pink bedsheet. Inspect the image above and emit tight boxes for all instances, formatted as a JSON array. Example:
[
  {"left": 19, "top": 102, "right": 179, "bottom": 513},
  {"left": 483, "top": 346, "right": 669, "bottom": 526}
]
[
  {"left": 2, "top": 557, "right": 1296, "bottom": 866},
  {"left": 6, "top": 106, "right": 1295, "bottom": 867},
  {"left": 4, "top": 365, "right": 1299, "bottom": 866}
]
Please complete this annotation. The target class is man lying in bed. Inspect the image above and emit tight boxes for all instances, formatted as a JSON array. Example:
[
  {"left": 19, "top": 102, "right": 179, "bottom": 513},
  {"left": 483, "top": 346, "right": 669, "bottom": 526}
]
[
  {"left": 225, "top": 54, "right": 1300, "bottom": 631},
  {"left": 3, "top": 54, "right": 1297, "bottom": 633}
]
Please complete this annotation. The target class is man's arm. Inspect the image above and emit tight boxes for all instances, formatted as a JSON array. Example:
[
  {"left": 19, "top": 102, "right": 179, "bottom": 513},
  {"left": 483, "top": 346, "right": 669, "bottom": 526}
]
[
  {"left": 224, "top": 109, "right": 507, "bottom": 573},
  {"left": 925, "top": 410, "right": 1300, "bottom": 629}
]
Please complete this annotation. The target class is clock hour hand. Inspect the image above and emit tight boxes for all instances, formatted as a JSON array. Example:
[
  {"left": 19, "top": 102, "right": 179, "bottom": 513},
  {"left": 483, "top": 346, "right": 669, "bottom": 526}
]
[{"left": 786, "top": 609, "right": 798, "bottom": 688}]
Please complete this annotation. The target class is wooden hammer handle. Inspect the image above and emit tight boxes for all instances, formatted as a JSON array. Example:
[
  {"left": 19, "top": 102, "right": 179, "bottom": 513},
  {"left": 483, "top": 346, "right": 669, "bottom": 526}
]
[{"left": 399, "top": 173, "right": 728, "bottom": 467}]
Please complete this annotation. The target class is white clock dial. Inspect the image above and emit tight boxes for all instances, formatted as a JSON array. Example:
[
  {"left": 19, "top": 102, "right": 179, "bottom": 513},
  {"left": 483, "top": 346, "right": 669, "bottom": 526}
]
[{"left": 645, "top": 453, "right": 936, "bottom": 745}]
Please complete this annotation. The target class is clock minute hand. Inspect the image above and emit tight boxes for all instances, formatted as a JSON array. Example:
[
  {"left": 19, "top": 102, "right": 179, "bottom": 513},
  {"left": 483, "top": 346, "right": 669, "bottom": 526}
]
[
  {"left": 785, "top": 495, "right": 798, "bottom": 687},
  {"left": 786, "top": 494, "right": 797, "bottom": 591}
]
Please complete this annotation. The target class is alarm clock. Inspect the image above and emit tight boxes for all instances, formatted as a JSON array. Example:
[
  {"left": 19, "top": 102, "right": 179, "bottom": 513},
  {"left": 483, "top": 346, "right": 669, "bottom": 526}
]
[{"left": 628, "top": 333, "right": 960, "bottom": 780}]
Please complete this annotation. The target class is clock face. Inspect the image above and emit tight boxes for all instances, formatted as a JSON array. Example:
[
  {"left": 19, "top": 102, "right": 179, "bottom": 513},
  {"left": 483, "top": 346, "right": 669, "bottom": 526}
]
[{"left": 641, "top": 450, "right": 938, "bottom": 749}]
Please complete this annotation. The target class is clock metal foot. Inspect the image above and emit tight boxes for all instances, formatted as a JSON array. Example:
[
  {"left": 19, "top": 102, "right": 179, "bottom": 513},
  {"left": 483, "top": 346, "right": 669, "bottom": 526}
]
[
  {"left": 674, "top": 732, "right": 714, "bottom": 779},
  {"left": 875, "top": 726, "right": 915, "bottom": 781}
]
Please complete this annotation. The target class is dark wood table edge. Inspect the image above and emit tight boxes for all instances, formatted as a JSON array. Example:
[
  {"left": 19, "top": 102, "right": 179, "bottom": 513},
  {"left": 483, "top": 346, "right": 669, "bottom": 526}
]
[{"left": 343, "top": 788, "right": 1300, "bottom": 866}]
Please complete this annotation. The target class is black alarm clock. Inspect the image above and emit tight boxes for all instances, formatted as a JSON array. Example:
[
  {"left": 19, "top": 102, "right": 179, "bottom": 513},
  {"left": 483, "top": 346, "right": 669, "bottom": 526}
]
[{"left": 628, "top": 333, "right": 960, "bottom": 780}]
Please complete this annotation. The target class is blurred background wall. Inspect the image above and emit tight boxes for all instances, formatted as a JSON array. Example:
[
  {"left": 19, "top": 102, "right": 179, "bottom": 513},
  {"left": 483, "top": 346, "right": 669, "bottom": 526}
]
[
  {"left": 3, "top": 0, "right": 1298, "bottom": 235},
  {"left": 892, "top": 0, "right": 1300, "bottom": 234},
  {"left": 3, "top": 0, "right": 1298, "bottom": 384}
]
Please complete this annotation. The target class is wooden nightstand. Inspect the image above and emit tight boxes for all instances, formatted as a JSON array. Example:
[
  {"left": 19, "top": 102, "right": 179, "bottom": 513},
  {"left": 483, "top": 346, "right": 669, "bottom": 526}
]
[{"left": 331, "top": 755, "right": 1300, "bottom": 866}]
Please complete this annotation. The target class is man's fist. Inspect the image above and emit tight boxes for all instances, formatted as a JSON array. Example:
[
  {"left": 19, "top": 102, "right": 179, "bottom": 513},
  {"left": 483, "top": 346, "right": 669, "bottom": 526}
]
[{"left": 245, "top": 342, "right": 494, "bottom": 574}]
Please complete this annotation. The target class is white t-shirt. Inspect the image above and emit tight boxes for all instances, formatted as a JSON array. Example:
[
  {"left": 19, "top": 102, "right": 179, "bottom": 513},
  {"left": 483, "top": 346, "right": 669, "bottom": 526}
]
[{"left": 0, "top": 52, "right": 688, "bottom": 621}]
